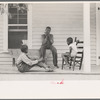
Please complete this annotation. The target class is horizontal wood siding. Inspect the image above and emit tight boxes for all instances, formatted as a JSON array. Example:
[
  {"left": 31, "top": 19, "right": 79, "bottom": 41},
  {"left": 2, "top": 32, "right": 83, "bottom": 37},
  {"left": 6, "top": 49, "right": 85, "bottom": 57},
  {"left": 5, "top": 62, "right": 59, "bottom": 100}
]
[
  {"left": 0, "top": 15, "right": 13, "bottom": 66},
  {"left": 32, "top": 3, "right": 83, "bottom": 65},
  {"left": 90, "top": 3, "right": 96, "bottom": 65},
  {"left": 0, "top": 15, "right": 3, "bottom": 52}
]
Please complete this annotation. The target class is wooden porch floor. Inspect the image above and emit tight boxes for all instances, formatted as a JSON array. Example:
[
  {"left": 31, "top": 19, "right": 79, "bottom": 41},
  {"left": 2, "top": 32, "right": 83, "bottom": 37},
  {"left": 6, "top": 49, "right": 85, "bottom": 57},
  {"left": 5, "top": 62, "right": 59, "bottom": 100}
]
[
  {"left": 0, "top": 65, "right": 100, "bottom": 74},
  {"left": 0, "top": 65, "right": 100, "bottom": 80}
]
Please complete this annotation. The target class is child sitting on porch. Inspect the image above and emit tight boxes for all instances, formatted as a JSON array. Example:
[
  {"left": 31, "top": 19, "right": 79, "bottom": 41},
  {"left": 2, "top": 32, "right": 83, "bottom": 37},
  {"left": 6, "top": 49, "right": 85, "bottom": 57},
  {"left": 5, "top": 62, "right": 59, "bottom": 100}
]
[
  {"left": 16, "top": 45, "right": 53, "bottom": 72},
  {"left": 61, "top": 37, "right": 79, "bottom": 67}
]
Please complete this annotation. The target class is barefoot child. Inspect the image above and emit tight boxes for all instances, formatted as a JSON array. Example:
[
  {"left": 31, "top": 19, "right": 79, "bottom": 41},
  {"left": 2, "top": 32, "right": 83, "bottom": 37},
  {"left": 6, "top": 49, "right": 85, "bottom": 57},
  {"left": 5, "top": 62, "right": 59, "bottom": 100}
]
[
  {"left": 16, "top": 45, "right": 53, "bottom": 72},
  {"left": 62, "top": 37, "right": 79, "bottom": 67}
]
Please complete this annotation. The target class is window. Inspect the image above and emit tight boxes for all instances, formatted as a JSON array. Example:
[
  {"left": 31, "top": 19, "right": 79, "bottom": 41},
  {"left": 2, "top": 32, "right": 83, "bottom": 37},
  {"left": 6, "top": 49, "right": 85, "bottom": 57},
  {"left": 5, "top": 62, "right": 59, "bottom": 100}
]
[{"left": 8, "top": 3, "right": 28, "bottom": 49}]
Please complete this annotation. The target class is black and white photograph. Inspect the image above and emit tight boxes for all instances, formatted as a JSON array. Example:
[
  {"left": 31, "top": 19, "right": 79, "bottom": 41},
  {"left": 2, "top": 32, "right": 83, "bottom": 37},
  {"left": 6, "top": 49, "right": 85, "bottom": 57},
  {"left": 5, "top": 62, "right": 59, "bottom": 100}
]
[
  {"left": 0, "top": 1, "right": 100, "bottom": 99},
  {"left": 0, "top": 1, "right": 100, "bottom": 81}
]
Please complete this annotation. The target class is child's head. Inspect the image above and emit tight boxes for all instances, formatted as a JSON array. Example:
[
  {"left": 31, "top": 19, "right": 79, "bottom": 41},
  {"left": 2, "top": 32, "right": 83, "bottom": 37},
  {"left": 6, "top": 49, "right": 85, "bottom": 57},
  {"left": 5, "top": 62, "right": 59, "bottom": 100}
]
[
  {"left": 21, "top": 45, "right": 28, "bottom": 53},
  {"left": 67, "top": 37, "right": 73, "bottom": 45},
  {"left": 45, "top": 26, "right": 51, "bottom": 34}
]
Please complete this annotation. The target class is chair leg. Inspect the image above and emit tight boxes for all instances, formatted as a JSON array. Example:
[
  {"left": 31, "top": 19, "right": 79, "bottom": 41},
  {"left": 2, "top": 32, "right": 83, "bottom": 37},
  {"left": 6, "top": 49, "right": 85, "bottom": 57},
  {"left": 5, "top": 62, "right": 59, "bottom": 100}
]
[
  {"left": 72, "top": 57, "right": 76, "bottom": 71},
  {"left": 72, "top": 63, "right": 75, "bottom": 71},
  {"left": 70, "top": 58, "right": 73, "bottom": 69},
  {"left": 62, "top": 58, "right": 64, "bottom": 70},
  {"left": 79, "top": 60, "right": 82, "bottom": 70},
  {"left": 79, "top": 52, "right": 84, "bottom": 70},
  {"left": 68, "top": 60, "right": 71, "bottom": 69},
  {"left": 13, "top": 58, "right": 15, "bottom": 66}
]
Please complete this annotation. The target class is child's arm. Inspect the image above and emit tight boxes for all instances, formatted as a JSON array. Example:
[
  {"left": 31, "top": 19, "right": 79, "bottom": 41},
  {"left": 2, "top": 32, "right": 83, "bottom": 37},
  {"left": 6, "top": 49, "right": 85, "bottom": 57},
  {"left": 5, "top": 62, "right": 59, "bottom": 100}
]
[
  {"left": 76, "top": 40, "right": 79, "bottom": 45},
  {"left": 21, "top": 54, "right": 38, "bottom": 66},
  {"left": 41, "top": 35, "right": 47, "bottom": 45},
  {"left": 49, "top": 34, "right": 54, "bottom": 44},
  {"left": 69, "top": 47, "right": 72, "bottom": 56}
]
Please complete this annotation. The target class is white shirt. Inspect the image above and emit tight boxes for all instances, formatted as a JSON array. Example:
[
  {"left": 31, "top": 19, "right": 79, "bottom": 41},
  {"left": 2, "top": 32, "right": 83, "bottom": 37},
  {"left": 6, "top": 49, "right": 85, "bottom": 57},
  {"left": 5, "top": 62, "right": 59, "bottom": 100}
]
[
  {"left": 16, "top": 53, "right": 38, "bottom": 66},
  {"left": 68, "top": 42, "right": 78, "bottom": 57}
]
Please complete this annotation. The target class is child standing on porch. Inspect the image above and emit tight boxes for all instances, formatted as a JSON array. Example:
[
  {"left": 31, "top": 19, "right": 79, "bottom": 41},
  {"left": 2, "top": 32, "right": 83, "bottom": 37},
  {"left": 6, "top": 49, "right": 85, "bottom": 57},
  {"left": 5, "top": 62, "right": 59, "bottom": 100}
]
[
  {"left": 61, "top": 37, "right": 79, "bottom": 67},
  {"left": 16, "top": 45, "right": 53, "bottom": 72}
]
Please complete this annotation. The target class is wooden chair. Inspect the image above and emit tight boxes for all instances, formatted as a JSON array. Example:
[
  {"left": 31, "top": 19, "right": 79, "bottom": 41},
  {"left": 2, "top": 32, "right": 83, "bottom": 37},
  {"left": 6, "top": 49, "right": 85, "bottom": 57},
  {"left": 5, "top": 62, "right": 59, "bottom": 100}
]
[
  {"left": 69, "top": 41, "right": 84, "bottom": 70},
  {"left": 62, "top": 38, "right": 84, "bottom": 71}
]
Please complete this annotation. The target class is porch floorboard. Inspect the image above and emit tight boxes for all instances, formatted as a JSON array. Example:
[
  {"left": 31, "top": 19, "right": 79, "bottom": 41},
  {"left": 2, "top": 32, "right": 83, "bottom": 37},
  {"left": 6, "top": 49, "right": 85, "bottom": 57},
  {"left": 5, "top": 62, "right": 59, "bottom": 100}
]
[
  {"left": 0, "top": 65, "right": 100, "bottom": 74},
  {"left": 0, "top": 65, "right": 100, "bottom": 80}
]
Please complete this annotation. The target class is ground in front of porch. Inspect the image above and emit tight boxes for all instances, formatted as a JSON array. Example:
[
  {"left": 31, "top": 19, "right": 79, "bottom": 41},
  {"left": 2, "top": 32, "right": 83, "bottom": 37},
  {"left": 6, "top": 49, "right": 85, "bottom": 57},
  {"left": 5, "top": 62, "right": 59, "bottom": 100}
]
[{"left": 0, "top": 65, "right": 100, "bottom": 80}]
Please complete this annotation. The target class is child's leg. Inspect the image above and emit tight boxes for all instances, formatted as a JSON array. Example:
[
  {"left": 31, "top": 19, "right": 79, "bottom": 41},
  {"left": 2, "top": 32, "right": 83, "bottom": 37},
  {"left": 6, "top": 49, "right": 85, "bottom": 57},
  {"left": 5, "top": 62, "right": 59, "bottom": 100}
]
[
  {"left": 62, "top": 52, "right": 70, "bottom": 65},
  {"left": 36, "top": 62, "right": 53, "bottom": 72},
  {"left": 16, "top": 62, "right": 31, "bottom": 73},
  {"left": 36, "top": 62, "right": 47, "bottom": 68},
  {"left": 31, "top": 57, "right": 53, "bottom": 71}
]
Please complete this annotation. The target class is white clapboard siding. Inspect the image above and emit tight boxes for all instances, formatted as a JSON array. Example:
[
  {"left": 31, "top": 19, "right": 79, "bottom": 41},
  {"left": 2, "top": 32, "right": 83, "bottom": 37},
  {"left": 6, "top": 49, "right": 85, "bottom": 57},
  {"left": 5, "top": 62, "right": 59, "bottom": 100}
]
[
  {"left": 0, "top": 14, "right": 12, "bottom": 66},
  {"left": 0, "top": 15, "right": 12, "bottom": 66},
  {"left": 0, "top": 15, "right": 3, "bottom": 52},
  {"left": 90, "top": 3, "right": 96, "bottom": 65},
  {"left": 32, "top": 3, "right": 83, "bottom": 65},
  {"left": 0, "top": 53, "right": 12, "bottom": 65}
]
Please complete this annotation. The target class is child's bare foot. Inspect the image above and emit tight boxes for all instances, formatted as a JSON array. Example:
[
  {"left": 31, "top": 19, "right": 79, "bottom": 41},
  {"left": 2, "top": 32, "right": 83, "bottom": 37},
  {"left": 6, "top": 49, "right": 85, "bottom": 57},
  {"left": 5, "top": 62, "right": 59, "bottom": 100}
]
[{"left": 45, "top": 68, "right": 54, "bottom": 72}]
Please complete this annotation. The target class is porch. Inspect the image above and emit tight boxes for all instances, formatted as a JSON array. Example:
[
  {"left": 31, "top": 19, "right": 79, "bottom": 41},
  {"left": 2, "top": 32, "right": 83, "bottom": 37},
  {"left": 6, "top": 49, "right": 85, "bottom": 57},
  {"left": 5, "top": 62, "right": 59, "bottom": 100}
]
[
  {"left": 0, "top": 64, "right": 100, "bottom": 74},
  {"left": 0, "top": 65, "right": 100, "bottom": 80}
]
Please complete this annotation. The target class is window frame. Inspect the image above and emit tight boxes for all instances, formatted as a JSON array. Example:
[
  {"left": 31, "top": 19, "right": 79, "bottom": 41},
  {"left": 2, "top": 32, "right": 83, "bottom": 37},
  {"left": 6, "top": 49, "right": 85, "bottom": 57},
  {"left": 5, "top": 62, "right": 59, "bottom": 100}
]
[{"left": 3, "top": 3, "right": 32, "bottom": 51}]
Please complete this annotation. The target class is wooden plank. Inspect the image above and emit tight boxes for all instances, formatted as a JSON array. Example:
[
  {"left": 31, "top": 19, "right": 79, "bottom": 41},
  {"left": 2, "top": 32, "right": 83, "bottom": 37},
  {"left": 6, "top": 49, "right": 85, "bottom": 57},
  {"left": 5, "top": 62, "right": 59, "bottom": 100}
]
[
  {"left": 0, "top": 58, "right": 12, "bottom": 61},
  {"left": 0, "top": 61, "right": 12, "bottom": 65},
  {"left": 90, "top": 3, "right": 96, "bottom": 65}
]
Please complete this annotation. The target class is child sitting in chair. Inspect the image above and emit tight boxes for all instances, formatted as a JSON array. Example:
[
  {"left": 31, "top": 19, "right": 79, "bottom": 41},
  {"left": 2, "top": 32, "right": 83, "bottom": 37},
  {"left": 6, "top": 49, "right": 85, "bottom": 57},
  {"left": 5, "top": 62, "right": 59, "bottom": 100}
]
[
  {"left": 16, "top": 45, "right": 53, "bottom": 72},
  {"left": 62, "top": 37, "right": 79, "bottom": 67}
]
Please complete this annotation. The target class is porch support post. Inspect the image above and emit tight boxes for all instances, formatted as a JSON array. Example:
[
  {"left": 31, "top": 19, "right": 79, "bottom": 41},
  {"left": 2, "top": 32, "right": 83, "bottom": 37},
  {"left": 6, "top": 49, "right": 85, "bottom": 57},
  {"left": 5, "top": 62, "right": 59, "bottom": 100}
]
[
  {"left": 96, "top": 3, "right": 100, "bottom": 65},
  {"left": 28, "top": 4, "right": 32, "bottom": 49},
  {"left": 83, "top": 3, "right": 91, "bottom": 72},
  {"left": 3, "top": 3, "right": 8, "bottom": 52}
]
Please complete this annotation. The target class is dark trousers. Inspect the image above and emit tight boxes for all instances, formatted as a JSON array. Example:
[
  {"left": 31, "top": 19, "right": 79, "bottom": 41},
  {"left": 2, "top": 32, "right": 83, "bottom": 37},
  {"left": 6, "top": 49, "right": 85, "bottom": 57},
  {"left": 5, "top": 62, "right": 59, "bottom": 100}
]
[{"left": 39, "top": 45, "right": 58, "bottom": 66}]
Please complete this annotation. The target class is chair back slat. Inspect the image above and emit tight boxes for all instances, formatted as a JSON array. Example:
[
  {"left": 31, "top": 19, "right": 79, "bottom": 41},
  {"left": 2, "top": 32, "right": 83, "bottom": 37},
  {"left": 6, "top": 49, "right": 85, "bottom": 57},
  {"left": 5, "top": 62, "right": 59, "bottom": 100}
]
[{"left": 77, "top": 47, "right": 83, "bottom": 49}]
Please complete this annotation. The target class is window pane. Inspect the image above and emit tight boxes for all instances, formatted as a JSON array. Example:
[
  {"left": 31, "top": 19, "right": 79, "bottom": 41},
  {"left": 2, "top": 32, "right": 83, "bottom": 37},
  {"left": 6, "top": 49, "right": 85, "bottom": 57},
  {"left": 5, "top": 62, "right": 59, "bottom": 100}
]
[
  {"left": 8, "top": 26, "right": 18, "bottom": 29},
  {"left": 19, "top": 19, "right": 27, "bottom": 24},
  {"left": 8, "top": 19, "right": 17, "bottom": 24},
  {"left": 9, "top": 8, "right": 17, "bottom": 14},
  {"left": 19, "top": 14, "right": 27, "bottom": 19},
  {"left": 8, "top": 31, "right": 27, "bottom": 49},
  {"left": 12, "top": 14, "right": 17, "bottom": 19},
  {"left": 18, "top": 26, "right": 27, "bottom": 29}
]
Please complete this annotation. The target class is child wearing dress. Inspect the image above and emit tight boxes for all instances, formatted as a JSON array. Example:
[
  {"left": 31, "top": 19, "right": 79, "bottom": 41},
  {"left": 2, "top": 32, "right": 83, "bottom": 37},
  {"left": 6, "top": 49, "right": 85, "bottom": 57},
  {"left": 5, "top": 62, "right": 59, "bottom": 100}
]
[{"left": 16, "top": 45, "right": 53, "bottom": 72}]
